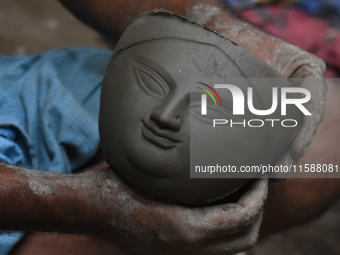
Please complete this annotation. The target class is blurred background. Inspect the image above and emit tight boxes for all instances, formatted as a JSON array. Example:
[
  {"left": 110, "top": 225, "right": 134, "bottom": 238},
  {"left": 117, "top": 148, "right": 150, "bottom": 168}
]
[
  {"left": 0, "top": 0, "right": 112, "bottom": 55},
  {"left": 0, "top": 0, "right": 339, "bottom": 254}
]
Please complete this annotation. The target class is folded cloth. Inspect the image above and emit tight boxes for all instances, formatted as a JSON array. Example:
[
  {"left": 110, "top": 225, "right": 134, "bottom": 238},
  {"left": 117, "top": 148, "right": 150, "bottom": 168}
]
[{"left": 0, "top": 47, "right": 112, "bottom": 254}]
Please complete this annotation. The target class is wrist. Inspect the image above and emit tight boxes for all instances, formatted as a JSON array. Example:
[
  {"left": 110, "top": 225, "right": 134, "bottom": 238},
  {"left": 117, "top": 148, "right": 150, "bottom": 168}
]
[
  {"left": 0, "top": 164, "right": 45, "bottom": 231},
  {"left": 0, "top": 164, "right": 102, "bottom": 234}
]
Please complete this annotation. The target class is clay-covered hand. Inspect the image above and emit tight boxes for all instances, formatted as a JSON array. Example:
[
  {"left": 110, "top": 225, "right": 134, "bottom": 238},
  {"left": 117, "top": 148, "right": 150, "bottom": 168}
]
[
  {"left": 187, "top": 4, "right": 326, "bottom": 174},
  {"left": 81, "top": 169, "right": 268, "bottom": 255},
  {"left": 0, "top": 162, "right": 266, "bottom": 255},
  {"left": 268, "top": 43, "right": 326, "bottom": 166}
]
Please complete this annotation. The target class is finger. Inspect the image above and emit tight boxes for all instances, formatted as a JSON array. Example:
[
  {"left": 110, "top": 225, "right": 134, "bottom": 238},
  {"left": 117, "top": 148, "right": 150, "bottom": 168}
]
[
  {"left": 236, "top": 178, "right": 268, "bottom": 208},
  {"left": 271, "top": 150, "right": 294, "bottom": 180},
  {"left": 290, "top": 74, "right": 326, "bottom": 160},
  {"left": 268, "top": 42, "right": 326, "bottom": 177},
  {"left": 269, "top": 42, "right": 325, "bottom": 79},
  {"left": 270, "top": 43, "right": 326, "bottom": 162},
  {"left": 196, "top": 210, "right": 264, "bottom": 255},
  {"left": 180, "top": 179, "right": 268, "bottom": 240}
]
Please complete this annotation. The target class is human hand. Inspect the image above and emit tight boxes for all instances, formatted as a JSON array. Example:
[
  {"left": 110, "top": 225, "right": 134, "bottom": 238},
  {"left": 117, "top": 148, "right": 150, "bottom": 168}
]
[
  {"left": 0, "top": 161, "right": 266, "bottom": 255},
  {"left": 77, "top": 168, "right": 268, "bottom": 255},
  {"left": 186, "top": 3, "right": 326, "bottom": 173}
]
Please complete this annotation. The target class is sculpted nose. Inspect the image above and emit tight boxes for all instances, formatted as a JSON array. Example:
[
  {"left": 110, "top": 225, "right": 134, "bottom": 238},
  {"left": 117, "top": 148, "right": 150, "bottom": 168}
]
[{"left": 150, "top": 101, "right": 182, "bottom": 131}]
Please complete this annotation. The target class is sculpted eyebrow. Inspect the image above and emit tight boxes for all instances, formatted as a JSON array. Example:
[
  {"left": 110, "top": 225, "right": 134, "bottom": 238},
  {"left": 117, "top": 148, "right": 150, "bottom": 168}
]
[{"left": 133, "top": 55, "right": 176, "bottom": 88}]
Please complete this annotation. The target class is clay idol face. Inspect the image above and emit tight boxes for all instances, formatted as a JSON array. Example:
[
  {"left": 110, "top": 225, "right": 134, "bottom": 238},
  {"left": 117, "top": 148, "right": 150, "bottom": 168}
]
[
  {"left": 99, "top": 38, "right": 302, "bottom": 206},
  {"left": 99, "top": 10, "right": 303, "bottom": 206}
]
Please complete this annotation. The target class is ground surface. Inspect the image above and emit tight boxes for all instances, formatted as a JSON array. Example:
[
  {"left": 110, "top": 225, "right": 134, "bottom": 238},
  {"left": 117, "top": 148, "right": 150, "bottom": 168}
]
[{"left": 0, "top": 1, "right": 339, "bottom": 254}]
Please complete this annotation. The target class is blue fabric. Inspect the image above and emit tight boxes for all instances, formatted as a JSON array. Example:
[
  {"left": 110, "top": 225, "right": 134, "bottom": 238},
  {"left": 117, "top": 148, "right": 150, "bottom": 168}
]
[
  {"left": 0, "top": 233, "right": 24, "bottom": 255},
  {"left": 0, "top": 47, "right": 112, "bottom": 254}
]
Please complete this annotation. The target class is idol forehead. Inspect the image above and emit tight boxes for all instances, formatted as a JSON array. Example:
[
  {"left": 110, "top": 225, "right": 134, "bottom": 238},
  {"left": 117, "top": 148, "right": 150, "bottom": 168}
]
[
  {"left": 112, "top": 38, "right": 247, "bottom": 80},
  {"left": 109, "top": 9, "right": 278, "bottom": 79},
  {"left": 106, "top": 38, "right": 268, "bottom": 113},
  {"left": 102, "top": 10, "right": 295, "bottom": 113}
]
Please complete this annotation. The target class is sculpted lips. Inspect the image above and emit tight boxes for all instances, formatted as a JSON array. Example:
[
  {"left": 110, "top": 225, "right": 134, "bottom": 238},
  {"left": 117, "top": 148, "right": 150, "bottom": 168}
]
[{"left": 142, "top": 120, "right": 182, "bottom": 149}]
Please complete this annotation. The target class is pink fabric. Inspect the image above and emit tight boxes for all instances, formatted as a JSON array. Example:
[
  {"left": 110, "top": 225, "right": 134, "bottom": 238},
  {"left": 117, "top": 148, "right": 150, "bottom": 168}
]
[{"left": 239, "top": 5, "right": 340, "bottom": 77}]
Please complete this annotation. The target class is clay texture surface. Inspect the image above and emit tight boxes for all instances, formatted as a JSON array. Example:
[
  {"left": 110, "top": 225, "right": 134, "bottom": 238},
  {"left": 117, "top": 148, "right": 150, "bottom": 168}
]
[{"left": 99, "top": 11, "right": 303, "bottom": 205}]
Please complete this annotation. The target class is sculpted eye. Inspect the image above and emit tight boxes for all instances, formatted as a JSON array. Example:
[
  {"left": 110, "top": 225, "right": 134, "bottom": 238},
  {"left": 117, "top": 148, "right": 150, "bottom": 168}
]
[{"left": 135, "top": 65, "right": 169, "bottom": 97}]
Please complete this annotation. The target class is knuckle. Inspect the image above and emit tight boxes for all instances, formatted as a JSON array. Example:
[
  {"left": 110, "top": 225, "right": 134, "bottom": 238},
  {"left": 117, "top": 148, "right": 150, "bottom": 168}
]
[
  {"left": 175, "top": 224, "right": 203, "bottom": 243},
  {"left": 157, "top": 227, "right": 181, "bottom": 243},
  {"left": 313, "top": 58, "right": 326, "bottom": 73},
  {"left": 158, "top": 228, "right": 201, "bottom": 244},
  {"left": 157, "top": 216, "right": 202, "bottom": 244},
  {"left": 302, "top": 53, "right": 326, "bottom": 74},
  {"left": 183, "top": 231, "right": 203, "bottom": 244},
  {"left": 175, "top": 211, "right": 207, "bottom": 243}
]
